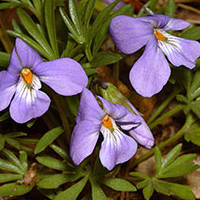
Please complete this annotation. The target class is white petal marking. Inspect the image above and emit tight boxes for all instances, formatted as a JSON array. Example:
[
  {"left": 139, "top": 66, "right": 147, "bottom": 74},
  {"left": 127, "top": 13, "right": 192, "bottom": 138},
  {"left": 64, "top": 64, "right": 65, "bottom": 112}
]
[{"left": 16, "top": 74, "right": 41, "bottom": 105}]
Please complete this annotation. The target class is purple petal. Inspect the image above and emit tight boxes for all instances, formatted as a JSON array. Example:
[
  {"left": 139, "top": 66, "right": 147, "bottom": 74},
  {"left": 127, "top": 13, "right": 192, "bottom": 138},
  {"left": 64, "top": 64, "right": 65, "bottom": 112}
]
[
  {"left": 129, "top": 36, "right": 171, "bottom": 97},
  {"left": 0, "top": 71, "right": 18, "bottom": 111},
  {"left": 138, "top": 14, "right": 190, "bottom": 31},
  {"left": 10, "top": 88, "right": 50, "bottom": 123},
  {"left": 97, "top": 96, "right": 141, "bottom": 129},
  {"left": 8, "top": 38, "right": 43, "bottom": 75},
  {"left": 159, "top": 36, "right": 200, "bottom": 69},
  {"left": 76, "top": 88, "right": 105, "bottom": 124},
  {"left": 110, "top": 15, "right": 153, "bottom": 54},
  {"left": 100, "top": 125, "right": 137, "bottom": 170},
  {"left": 129, "top": 121, "right": 154, "bottom": 149},
  {"left": 70, "top": 120, "right": 100, "bottom": 165},
  {"left": 32, "top": 58, "right": 88, "bottom": 96}
]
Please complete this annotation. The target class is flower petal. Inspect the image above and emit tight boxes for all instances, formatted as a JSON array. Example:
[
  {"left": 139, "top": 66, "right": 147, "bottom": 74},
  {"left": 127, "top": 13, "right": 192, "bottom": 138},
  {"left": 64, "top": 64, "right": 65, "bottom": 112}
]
[
  {"left": 10, "top": 79, "right": 50, "bottom": 123},
  {"left": 0, "top": 71, "right": 18, "bottom": 111},
  {"left": 8, "top": 38, "right": 43, "bottom": 75},
  {"left": 158, "top": 36, "right": 200, "bottom": 69},
  {"left": 100, "top": 123, "right": 137, "bottom": 170},
  {"left": 110, "top": 15, "right": 153, "bottom": 54},
  {"left": 129, "top": 36, "right": 171, "bottom": 97},
  {"left": 32, "top": 58, "right": 88, "bottom": 96},
  {"left": 129, "top": 121, "right": 154, "bottom": 149},
  {"left": 138, "top": 14, "right": 190, "bottom": 31},
  {"left": 70, "top": 120, "right": 100, "bottom": 165},
  {"left": 98, "top": 96, "right": 141, "bottom": 129},
  {"left": 76, "top": 88, "right": 105, "bottom": 124}
]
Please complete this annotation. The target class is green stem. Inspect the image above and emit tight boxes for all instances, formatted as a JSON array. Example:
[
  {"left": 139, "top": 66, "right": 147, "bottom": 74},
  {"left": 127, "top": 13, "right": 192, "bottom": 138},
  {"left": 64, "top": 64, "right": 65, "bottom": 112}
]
[
  {"left": 52, "top": 92, "right": 71, "bottom": 143},
  {"left": 149, "top": 104, "right": 185, "bottom": 129},
  {"left": 131, "top": 113, "right": 193, "bottom": 169},
  {"left": 85, "top": 43, "right": 93, "bottom": 61},
  {"left": 148, "top": 87, "right": 182, "bottom": 124}
]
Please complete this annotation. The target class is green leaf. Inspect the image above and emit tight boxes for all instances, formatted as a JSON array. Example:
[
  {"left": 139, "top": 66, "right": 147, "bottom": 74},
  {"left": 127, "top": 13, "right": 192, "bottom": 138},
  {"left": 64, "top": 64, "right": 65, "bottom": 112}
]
[
  {"left": 148, "top": 0, "right": 158, "bottom": 11},
  {"left": 39, "top": 173, "right": 81, "bottom": 189},
  {"left": 19, "top": 151, "right": 28, "bottom": 172},
  {"left": 189, "top": 69, "right": 200, "bottom": 99},
  {"left": 93, "top": 3, "right": 133, "bottom": 55},
  {"left": 101, "top": 178, "right": 136, "bottom": 192},
  {"left": 0, "top": 182, "right": 34, "bottom": 196},
  {"left": 2, "top": 149, "right": 25, "bottom": 173},
  {"left": 0, "top": 112, "right": 10, "bottom": 122},
  {"left": 90, "top": 177, "right": 107, "bottom": 200},
  {"left": 50, "top": 144, "right": 71, "bottom": 161},
  {"left": 161, "top": 143, "right": 182, "bottom": 169},
  {"left": 0, "top": 134, "right": 5, "bottom": 150},
  {"left": 162, "top": 154, "right": 197, "bottom": 173},
  {"left": 181, "top": 26, "right": 200, "bottom": 41},
  {"left": 84, "top": 0, "right": 96, "bottom": 29},
  {"left": 34, "top": 126, "right": 64, "bottom": 154},
  {"left": 155, "top": 146, "right": 162, "bottom": 173},
  {"left": 7, "top": 30, "right": 51, "bottom": 60},
  {"left": 165, "top": 0, "right": 176, "bottom": 17},
  {"left": 0, "top": 158, "right": 23, "bottom": 174},
  {"left": 169, "top": 182, "right": 195, "bottom": 200},
  {"left": 159, "top": 163, "right": 199, "bottom": 178},
  {"left": 5, "top": 131, "right": 27, "bottom": 138},
  {"left": 153, "top": 179, "right": 171, "bottom": 196},
  {"left": 143, "top": 180, "right": 154, "bottom": 200},
  {"left": 184, "top": 120, "right": 200, "bottom": 145},
  {"left": 36, "top": 156, "right": 71, "bottom": 171},
  {"left": 54, "top": 176, "right": 88, "bottom": 200},
  {"left": 90, "top": 0, "right": 120, "bottom": 41},
  {"left": 45, "top": 0, "right": 59, "bottom": 58},
  {"left": 190, "top": 100, "right": 200, "bottom": 119},
  {"left": 16, "top": 8, "right": 54, "bottom": 59},
  {"left": 38, "top": 188, "right": 56, "bottom": 200},
  {"left": 136, "top": 179, "right": 150, "bottom": 189},
  {"left": 59, "top": 7, "right": 82, "bottom": 43},
  {"left": 0, "top": 174, "right": 23, "bottom": 184},
  {"left": 91, "top": 51, "right": 122, "bottom": 68},
  {"left": 5, "top": 137, "right": 20, "bottom": 150},
  {"left": 68, "top": 0, "right": 83, "bottom": 36},
  {"left": 129, "top": 172, "right": 149, "bottom": 180},
  {"left": 0, "top": 52, "right": 10, "bottom": 67}
]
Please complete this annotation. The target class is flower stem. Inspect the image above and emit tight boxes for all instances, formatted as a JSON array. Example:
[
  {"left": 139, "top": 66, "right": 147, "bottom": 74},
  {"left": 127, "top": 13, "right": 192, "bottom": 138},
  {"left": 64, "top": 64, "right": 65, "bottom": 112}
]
[
  {"left": 85, "top": 43, "right": 93, "bottom": 62},
  {"left": 131, "top": 113, "right": 193, "bottom": 169},
  {"left": 52, "top": 92, "right": 71, "bottom": 143},
  {"left": 149, "top": 104, "right": 185, "bottom": 129},
  {"left": 147, "top": 87, "right": 182, "bottom": 124}
]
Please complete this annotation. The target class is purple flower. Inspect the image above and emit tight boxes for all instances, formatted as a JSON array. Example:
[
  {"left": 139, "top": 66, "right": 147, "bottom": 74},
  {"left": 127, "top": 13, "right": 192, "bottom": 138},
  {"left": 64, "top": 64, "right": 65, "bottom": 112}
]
[
  {"left": 109, "top": 14, "right": 200, "bottom": 97},
  {"left": 102, "top": 0, "right": 125, "bottom": 11},
  {"left": 70, "top": 88, "right": 154, "bottom": 170},
  {"left": 0, "top": 38, "right": 88, "bottom": 123}
]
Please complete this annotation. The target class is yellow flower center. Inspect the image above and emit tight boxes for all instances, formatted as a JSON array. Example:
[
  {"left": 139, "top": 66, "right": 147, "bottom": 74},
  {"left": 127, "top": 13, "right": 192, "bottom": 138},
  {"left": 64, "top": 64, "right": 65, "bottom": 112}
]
[
  {"left": 154, "top": 29, "right": 165, "bottom": 41},
  {"left": 21, "top": 68, "right": 33, "bottom": 86},
  {"left": 102, "top": 114, "right": 113, "bottom": 129}
]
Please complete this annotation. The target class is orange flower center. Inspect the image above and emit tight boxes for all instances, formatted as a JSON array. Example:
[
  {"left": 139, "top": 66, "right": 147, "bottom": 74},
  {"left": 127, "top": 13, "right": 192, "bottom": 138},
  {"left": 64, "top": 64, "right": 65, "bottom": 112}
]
[
  {"left": 21, "top": 68, "right": 33, "bottom": 85},
  {"left": 154, "top": 29, "right": 165, "bottom": 41},
  {"left": 102, "top": 114, "right": 113, "bottom": 129}
]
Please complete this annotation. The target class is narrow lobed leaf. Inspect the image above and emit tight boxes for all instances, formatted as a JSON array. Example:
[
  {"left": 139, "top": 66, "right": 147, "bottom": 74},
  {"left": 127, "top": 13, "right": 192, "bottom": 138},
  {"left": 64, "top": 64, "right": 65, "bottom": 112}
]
[
  {"left": 101, "top": 178, "right": 137, "bottom": 192},
  {"left": 54, "top": 176, "right": 88, "bottom": 200},
  {"left": 161, "top": 143, "right": 182, "bottom": 170},
  {"left": 34, "top": 126, "right": 64, "bottom": 154}
]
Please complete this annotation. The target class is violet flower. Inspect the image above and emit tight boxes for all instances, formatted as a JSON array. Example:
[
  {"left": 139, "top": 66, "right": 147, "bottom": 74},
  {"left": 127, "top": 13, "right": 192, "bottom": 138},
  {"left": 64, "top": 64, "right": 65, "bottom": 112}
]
[
  {"left": 0, "top": 38, "right": 88, "bottom": 123},
  {"left": 109, "top": 14, "right": 200, "bottom": 97},
  {"left": 70, "top": 88, "right": 154, "bottom": 170}
]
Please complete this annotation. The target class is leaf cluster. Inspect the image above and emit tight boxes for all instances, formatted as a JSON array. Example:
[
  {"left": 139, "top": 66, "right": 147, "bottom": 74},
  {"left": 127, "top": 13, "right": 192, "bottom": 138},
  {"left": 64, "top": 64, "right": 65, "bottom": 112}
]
[{"left": 130, "top": 144, "right": 198, "bottom": 200}]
